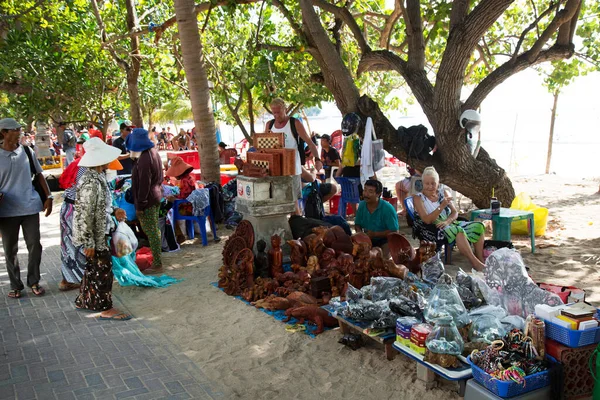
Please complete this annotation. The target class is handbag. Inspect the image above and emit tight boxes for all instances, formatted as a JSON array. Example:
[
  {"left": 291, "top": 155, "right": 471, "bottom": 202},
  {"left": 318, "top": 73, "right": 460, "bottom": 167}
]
[
  {"left": 23, "top": 146, "right": 47, "bottom": 203},
  {"left": 371, "top": 128, "right": 385, "bottom": 172}
]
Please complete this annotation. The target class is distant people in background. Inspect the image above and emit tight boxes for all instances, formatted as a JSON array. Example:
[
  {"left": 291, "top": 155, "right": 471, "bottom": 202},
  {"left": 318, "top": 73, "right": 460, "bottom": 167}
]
[
  {"left": 20, "top": 132, "right": 36, "bottom": 151},
  {"left": 57, "top": 122, "right": 77, "bottom": 166},
  {"left": 318, "top": 134, "right": 341, "bottom": 180},
  {"left": 158, "top": 127, "right": 167, "bottom": 149},
  {"left": 172, "top": 129, "right": 190, "bottom": 151},
  {"left": 395, "top": 166, "right": 421, "bottom": 216},
  {"left": 128, "top": 128, "right": 164, "bottom": 273},
  {"left": 0, "top": 118, "right": 52, "bottom": 299},
  {"left": 112, "top": 121, "right": 134, "bottom": 175},
  {"left": 218, "top": 142, "right": 227, "bottom": 153}
]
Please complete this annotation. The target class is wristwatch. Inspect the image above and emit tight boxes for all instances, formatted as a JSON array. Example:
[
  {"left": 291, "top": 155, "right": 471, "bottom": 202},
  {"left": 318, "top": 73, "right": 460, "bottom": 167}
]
[{"left": 47, "top": 195, "right": 54, "bottom": 200}]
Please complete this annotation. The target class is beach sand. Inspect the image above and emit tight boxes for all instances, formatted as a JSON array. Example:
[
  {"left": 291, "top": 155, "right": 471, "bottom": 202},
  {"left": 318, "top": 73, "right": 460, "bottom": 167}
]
[{"left": 114, "top": 174, "right": 600, "bottom": 400}]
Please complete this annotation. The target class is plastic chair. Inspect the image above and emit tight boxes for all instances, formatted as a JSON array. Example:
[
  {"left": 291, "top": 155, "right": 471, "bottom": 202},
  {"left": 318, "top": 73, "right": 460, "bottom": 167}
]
[
  {"left": 172, "top": 199, "right": 219, "bottom": 246},
  {"left": 404, "top": 196, "right": 454, "bottom": 264},
  {"left": 334, "top": 177, "right": 361, "bottom": 218}
]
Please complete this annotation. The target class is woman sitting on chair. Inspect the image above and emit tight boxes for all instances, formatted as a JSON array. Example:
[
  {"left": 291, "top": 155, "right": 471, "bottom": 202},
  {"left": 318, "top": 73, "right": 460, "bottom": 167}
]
[{"left": 413, "top": 166, "right": 485, "bottom": 271}]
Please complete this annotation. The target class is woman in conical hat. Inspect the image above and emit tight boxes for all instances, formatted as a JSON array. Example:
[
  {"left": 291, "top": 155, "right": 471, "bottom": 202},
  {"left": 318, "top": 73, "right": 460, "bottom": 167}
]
[{"left": 72, "top": 138, "right": 132, "bottom": 320}]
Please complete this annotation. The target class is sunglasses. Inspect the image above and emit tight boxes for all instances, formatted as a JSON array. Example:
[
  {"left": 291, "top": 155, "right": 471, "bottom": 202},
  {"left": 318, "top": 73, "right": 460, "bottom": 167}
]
[{"left": 125, "top": 128, "right": 132, "bottom": 132}]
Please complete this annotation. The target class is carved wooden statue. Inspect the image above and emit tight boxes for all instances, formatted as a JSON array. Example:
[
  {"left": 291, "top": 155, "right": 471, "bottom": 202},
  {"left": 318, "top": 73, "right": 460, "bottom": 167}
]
[{"left": 268, "top": 234, "right": 283, "bottom": 277}]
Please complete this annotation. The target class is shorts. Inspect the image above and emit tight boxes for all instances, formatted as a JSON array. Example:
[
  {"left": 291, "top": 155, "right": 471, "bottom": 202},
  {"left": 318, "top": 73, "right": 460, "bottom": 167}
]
[
  {"left": 398, "top": 177, "right": 411, "bottom": 193},
  {"left": 292, "top": 175, "right": 302, "bottom": 199}
]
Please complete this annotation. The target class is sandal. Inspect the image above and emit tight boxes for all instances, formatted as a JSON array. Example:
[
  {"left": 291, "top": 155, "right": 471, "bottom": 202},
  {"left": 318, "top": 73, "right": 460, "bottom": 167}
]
[
  {"left": 7, "top": 289, "right": 22, "bottom": 299},
  {"left": 30, "top": 284, "right": 45, "bottom": 296}
]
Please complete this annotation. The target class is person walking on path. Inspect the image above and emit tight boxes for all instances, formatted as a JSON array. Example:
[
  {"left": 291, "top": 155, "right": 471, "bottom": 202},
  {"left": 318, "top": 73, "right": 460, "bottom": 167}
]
[
  {"left": 127, "top": 128, "right": 164, "bottom": 273},
  {"left": 56, "top": 122, "right": 77, "bottom": 166},
  {"left": 112, "top": 121, "right": 134, "bottom": 175},
  {"left": 0, "top": 118, "right": 52, "bottom": 298},
  {"left": 73, "top": 137, "right": 131, "bottom": 320}
]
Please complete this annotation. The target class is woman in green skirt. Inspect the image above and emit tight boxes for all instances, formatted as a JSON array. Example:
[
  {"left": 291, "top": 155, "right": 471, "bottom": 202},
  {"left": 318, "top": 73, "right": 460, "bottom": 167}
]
[{"left": 413, "top": 166, "right": 486, "bottom": 271}]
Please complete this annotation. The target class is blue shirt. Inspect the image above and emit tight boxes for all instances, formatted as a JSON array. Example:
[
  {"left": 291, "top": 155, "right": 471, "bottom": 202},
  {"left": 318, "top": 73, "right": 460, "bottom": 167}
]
[
  {"left": 355, "top": 198, "right": 399, "bottom": 234},
  {"left": 0, "top": 145, "right": 44, "bottom": 217}
]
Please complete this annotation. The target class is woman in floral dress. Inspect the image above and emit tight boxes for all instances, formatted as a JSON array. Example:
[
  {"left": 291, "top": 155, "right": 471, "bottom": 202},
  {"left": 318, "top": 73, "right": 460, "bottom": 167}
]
[{"left": 73, "top": 138, "right": 131, "bottom": 320}]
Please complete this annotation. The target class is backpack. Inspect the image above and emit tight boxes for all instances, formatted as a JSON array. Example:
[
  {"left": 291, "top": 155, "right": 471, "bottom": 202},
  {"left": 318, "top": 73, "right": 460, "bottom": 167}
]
[
  {"left": 63, "top": 129, "right": 77, "bottom": 148},
  {"left": 267, "top": 117, "right": 306, "bottom": 165},
  {"left": 397, "top": 125, "right": 435, "bottom": 161},
  {"left": 303, "top": 181, "right": 324, "bottom": 220}
]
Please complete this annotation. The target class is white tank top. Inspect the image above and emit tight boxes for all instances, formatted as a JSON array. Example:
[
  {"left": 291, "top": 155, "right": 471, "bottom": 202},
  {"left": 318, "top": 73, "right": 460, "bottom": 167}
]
[{"left": 270, "top": 119, "right": 302, "bottom": 175}]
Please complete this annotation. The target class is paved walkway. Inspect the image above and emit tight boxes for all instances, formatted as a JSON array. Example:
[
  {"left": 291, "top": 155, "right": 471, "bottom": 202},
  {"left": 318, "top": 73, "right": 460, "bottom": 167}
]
[{"left": 0, "top": 207, "right": 222, "bottom": 400}]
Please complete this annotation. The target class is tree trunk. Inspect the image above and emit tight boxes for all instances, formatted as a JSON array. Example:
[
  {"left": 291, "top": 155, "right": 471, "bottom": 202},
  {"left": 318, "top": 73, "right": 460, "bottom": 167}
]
[
  {"left": 545, "top": 91, "right": 559, "bottom": 174},
  {"left": 125, "top": 0, "right": 143, "bottom": 127},
  {"left": 173, "top": 0, "right": 220, "bottom": 183},
  {"left": 246, "top": 84, "right": 255, "bottom": 136},
  {"left": 148, "top": 107, "right": 154, "bottom": 131}
]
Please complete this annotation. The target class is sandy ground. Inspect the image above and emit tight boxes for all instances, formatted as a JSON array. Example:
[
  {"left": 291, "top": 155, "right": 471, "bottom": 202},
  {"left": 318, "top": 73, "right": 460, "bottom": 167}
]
[{"left": 114, "top": 174, "right": 600, "bottom": 400}]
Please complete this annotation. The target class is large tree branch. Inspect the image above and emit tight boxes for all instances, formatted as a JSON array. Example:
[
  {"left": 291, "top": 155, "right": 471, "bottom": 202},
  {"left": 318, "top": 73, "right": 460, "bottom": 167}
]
[
  {"left": 405, "top": 0, "right": 425, "bottom": 70},
  {"left": 380, "top": 0, "right": 402, "bottom": 50},
  {"left": 434, "top": 0, "right": 514, "bottom": 118},
  {"left": 527, "top": 0, "right": 581, "bottom": 61},
  {"left": 449, "top": 0, "right": 470, "bottom": 30},
  {"left": 299, "top": 0, "right": 360, "bottom": 113},
  {"left": 557, "top": 0, "right": 583, "bottom": 45},
  {"left": 358, "top": 50, "right": 434, "bottom": 115},
  {"left": 512, "top": 1, "right": 561, "bottom": 61},
  {"left": 464, "top": 44, "right": 574, "bottom": 111},
  {"left": 311, "top": 0, "right": 370, "bottom": 54}
]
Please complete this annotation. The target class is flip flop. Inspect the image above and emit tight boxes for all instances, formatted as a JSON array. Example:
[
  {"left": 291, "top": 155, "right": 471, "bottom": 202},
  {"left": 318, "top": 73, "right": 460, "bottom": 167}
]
[
  {"left": 97, "top": 313, "right": 133, "bottom": 321},
  {"left": 30, "top": 284, "right": 45, "bottom": 296},
  {"left": 285, "top": 324, "right": 307, "bottom": 333},
  {"left": 7, "top": 289, "right": 22, "bottom": 299}
]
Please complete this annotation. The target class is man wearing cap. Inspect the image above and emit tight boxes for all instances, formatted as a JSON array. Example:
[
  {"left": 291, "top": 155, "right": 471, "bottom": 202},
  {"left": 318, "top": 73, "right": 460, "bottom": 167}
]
[
  {"left": 57, "top": 122, "right": 77, "bottom": 166},
  {"left": 112, "top": 121, "right": 134, "bottom": 175},
  {"left": 0, "top": 118, "right": 52, "bottom": 298}
]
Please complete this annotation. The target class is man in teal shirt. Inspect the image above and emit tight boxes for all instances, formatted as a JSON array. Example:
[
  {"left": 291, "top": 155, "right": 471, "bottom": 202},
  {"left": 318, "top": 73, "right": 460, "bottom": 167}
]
[{"left": 355, "top": 180, "right": 399, "bottom": 253}]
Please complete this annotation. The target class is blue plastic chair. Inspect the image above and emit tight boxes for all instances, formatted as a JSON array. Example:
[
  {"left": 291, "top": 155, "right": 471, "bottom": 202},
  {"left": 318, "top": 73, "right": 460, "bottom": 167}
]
[
  {"left": 334, "top": 177, "right": 361, "bottom": 218},
  {"left": 173, "top": 199, "right": 219, "bottom": 246},
  {"left": 404, "top": 196, "right": 454, "bottom": 264}
]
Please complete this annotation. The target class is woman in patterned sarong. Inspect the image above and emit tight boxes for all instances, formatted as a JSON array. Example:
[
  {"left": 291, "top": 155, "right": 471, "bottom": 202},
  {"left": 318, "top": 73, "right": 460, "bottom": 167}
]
[
  {"left": 73, "top": 138, "right": 132, "bottom": 320},
  {"left": 413, "top": 166, "right": 486, "bottom": 271}
]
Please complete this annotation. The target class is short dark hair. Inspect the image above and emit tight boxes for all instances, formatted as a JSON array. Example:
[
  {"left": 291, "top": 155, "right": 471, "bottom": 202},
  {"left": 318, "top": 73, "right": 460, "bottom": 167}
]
[
  {"left": 218, "top": 142, "right": 227, "bottom": 148},
  {"left": 364, "top": 179, "right": 383, "bottom": 195}
]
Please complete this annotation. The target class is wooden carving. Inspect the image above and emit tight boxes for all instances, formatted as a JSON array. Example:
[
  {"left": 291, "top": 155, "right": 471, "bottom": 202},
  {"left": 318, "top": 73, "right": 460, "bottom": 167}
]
[
  {"left": 247, "top": 152, "right": 282, "bottom": 176},
  {"left": 260, "top": 148, "right": 296, "bottom": 176},
  {"left": 253, "top": 132, "right": 284, "bottom": 149}
]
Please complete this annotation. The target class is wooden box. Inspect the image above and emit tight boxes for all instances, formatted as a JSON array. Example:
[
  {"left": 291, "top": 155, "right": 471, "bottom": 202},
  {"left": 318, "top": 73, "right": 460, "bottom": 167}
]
[
  {"left": 253, "top": 132, "right": 284, "bottom": 149},
  {"left": 260, "top": 149, "right": 296, "bottom": 176},
  {"left": 247, "top": 152, "right": 282, "bottom": 176}
]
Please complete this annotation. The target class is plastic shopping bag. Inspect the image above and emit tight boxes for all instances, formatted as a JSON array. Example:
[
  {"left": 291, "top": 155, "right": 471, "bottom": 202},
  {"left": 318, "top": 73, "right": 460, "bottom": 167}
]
[
  {"left": 510, "top": 192, "right": 548, "bottom": 236},
  {"left": 111, "top": 221, "right": 138, "bottom": 257}
]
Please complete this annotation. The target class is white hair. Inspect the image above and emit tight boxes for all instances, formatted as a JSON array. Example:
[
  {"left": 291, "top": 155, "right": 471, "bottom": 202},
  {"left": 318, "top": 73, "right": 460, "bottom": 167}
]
[{"left": 422, "top": 166, "right": 439, "bottom": 183}]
